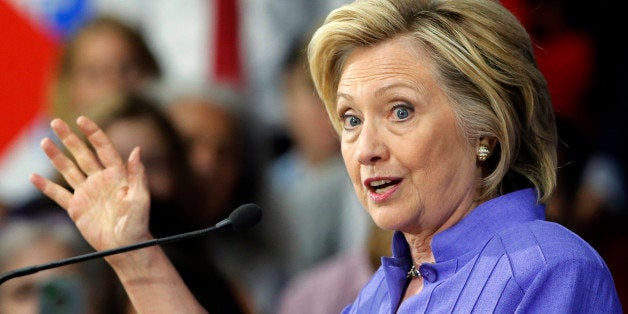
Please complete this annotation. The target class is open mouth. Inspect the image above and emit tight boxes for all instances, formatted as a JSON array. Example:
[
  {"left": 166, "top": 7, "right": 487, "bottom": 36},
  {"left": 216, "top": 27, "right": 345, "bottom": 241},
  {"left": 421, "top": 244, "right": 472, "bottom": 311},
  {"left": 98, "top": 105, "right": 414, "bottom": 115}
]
[{"left": 369, "top": 179, "right": 401, "bottom": 194}]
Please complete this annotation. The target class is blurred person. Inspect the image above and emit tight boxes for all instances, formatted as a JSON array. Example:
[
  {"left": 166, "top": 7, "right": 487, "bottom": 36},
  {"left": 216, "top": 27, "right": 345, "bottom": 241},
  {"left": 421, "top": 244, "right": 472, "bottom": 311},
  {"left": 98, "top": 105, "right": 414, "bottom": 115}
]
[
  {"left": 164, "top": 90, "right": 253, "bottom": 226},
  {"left": 98, "top": 93, "right": 252, "bottom": 313},
  {"left": 163, "top": 88, "right": 269, "bottom": 314},
  {"left": 0, "top": 214, "right": 116, "bottom": 314},
  {"left": 259, "top": 31, "right": 370, "bottom": 307},
  {"left": 27, "top": 0, "right": 622, "bottom": 312},
  {"left": 50, "top": 14, "right": 161, "bottom": 125},
  {"left": 272, "top": 32, "right": 371, "bottom": 264},
  {"left": 99, "top": 93, "right": 198, "bottom": 232},
  {"left": 0, "top": 14, "right": 161, "bottom": 209}
]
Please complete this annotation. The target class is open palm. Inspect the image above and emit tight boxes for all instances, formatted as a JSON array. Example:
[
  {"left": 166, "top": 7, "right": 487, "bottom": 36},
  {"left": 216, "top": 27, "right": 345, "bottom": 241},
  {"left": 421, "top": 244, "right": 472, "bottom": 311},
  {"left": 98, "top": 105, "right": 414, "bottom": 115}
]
[{"left": 30, "top": 116, "right": 151, "bottom": 254}]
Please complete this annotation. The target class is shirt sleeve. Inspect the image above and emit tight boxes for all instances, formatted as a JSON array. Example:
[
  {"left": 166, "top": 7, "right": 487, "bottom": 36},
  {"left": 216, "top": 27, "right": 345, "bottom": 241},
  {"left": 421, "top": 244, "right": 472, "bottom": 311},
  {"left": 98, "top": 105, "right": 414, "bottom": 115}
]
[{"left": 516, "top": 258, "right": 623, "bottom": 313}]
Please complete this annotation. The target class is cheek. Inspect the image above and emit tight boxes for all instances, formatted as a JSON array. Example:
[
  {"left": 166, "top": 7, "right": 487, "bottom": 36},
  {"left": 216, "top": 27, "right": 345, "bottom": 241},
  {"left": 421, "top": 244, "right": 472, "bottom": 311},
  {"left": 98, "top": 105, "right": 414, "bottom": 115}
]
[
  {"left": 413, "top": 133, "right": 476, "bottom": 196},
  {"left": 341, "top": 141, "right": 360, "bottom": 184},
  {"left": 341, "top": 140, "right": 372, "bottom": 212},
  {"left": 401, "top": 119, "right": 471, "bottom": 184}
]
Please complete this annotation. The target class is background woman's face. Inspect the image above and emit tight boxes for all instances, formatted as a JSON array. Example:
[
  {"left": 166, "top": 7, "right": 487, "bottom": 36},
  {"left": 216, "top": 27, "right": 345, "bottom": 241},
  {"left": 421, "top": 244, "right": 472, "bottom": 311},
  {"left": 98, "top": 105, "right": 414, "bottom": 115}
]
[
  {"left": 69, "top": 29, "right": 144, "bottom": 114},
  {"left": 336, "top": 37, "right": 480, "bottom": 235},
  {"left": 167, "top": 100, "right": 242, "bottom": 222}
]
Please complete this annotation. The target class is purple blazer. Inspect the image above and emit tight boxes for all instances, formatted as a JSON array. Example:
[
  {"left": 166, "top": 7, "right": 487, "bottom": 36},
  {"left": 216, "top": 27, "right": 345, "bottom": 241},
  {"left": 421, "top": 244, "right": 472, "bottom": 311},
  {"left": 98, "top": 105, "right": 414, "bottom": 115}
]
[{"left": 343, "top": 189, "right": 623, "bottom": 313}]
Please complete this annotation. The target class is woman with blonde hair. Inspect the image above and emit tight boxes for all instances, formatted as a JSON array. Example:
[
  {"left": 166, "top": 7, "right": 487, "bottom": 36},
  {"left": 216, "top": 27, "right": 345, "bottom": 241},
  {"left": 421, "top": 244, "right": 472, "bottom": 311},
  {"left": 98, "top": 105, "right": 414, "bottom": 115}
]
[{"left": 28, "top": 0, "right": 621, "bottom": 312}]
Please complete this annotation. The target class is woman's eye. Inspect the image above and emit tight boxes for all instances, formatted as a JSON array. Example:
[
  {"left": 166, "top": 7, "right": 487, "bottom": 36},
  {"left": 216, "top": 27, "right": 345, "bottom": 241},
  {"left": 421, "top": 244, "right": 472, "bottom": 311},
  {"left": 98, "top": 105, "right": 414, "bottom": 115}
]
[
  {"left": 392, "top": 105, "right": 413, "bottom": 120},
  {"left": 342, "top": 114, "right": 362, "bottom": 129}
]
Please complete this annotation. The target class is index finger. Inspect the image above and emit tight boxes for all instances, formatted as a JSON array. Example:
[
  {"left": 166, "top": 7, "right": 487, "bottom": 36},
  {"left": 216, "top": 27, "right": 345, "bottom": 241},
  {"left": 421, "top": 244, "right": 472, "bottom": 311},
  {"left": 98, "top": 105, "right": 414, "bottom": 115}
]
[{"left": 76, "top": 116, "right": 125, "bottom": 168}]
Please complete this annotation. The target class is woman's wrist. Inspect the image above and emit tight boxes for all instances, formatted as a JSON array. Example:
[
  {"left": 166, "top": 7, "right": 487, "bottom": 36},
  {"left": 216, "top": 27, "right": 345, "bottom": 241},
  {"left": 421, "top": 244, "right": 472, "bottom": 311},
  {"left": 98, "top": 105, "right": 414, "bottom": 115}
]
[
  {"left": 106, "top": 245, "right": 208, "bottom": 313},
  {"left": 106, "top": 245, "right": 167, "bottom": 282}
]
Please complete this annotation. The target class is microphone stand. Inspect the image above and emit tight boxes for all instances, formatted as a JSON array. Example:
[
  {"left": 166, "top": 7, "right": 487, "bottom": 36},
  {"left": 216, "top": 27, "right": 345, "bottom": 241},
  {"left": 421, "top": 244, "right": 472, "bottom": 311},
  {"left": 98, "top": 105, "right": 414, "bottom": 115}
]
[
  {"left": 0, "top": 224, "right": 222, "bottom": 285},
  {"left": 0, "top": 202, "right": 261, "bottom": 285}
]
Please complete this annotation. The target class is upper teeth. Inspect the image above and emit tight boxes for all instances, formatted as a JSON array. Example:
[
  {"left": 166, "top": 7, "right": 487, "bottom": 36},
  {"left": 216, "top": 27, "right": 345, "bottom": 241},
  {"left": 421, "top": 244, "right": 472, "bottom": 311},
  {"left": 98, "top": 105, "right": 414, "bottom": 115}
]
[{"left": 370, "top": 180, "right": 391, "bottom": 187}]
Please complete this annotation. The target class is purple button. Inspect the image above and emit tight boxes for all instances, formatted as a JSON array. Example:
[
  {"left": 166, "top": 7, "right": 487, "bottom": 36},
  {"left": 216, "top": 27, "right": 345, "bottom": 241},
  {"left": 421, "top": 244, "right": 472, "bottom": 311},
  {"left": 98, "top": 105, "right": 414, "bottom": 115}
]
[{"left": 419, "top": 264, "right": 437, "bottom": 282}]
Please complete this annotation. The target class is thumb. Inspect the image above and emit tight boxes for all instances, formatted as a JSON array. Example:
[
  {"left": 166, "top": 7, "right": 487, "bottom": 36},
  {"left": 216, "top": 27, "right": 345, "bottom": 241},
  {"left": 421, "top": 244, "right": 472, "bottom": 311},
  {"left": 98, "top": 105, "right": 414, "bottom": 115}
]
[{"left": 127, "top": 146, "right": 149, "bottom": 200}]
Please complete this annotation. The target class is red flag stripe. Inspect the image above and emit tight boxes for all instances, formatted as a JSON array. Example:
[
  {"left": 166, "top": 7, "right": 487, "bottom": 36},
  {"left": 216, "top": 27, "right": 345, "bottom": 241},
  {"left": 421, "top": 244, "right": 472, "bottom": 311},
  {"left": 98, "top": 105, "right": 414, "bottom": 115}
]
[
  {"left": 0, "top": 1, "right": 59, "bottom": 155},
  {"left": 212, "top": 0, "right": 243, "bottom": 87}
]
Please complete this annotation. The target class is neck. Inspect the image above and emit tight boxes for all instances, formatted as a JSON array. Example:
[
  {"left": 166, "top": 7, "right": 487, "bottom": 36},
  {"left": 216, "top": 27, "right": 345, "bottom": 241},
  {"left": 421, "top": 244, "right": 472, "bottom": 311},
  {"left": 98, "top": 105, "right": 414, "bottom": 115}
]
[{"left": 403, "top": 232, "right": 435, "bottom": 266}]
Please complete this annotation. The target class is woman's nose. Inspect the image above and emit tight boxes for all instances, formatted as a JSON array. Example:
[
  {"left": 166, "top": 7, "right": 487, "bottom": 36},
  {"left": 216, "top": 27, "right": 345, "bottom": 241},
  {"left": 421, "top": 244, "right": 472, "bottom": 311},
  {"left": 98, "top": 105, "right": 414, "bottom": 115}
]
[{"left": 356, "top": 124, "right": 388, "bottom": 165}]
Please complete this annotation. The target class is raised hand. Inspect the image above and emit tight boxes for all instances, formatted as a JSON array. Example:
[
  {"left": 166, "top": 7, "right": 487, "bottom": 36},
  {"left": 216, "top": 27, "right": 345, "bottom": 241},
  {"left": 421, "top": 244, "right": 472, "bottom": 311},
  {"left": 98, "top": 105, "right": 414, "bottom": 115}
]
[
  {"left": 30, "top": 116, "right": 152, "bottom": 254},
  {"left": 29, "top": 116, "right": 209, "bottom": 313}
]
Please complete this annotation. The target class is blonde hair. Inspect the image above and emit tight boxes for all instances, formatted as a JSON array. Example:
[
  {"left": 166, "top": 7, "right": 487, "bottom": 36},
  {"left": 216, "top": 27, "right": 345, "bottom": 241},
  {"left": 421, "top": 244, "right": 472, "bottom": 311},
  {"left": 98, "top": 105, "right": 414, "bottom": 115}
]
[{"left": 308, "top": 0, "right": 557, "bottom": 203}]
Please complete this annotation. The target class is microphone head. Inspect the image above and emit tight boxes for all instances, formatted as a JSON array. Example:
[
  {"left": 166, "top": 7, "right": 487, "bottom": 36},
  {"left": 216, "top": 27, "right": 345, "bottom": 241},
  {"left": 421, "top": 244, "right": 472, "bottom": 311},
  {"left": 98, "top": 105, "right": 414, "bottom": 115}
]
[{"left": 228, "top": 203, "right": 262, "bottom": 231}]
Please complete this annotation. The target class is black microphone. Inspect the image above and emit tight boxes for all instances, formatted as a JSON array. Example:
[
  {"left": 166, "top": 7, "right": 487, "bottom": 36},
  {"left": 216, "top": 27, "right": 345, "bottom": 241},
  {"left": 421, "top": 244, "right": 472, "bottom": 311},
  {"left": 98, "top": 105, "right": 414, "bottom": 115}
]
[{"left": 0, "top": 203, "right": 262, "bottom": 285}]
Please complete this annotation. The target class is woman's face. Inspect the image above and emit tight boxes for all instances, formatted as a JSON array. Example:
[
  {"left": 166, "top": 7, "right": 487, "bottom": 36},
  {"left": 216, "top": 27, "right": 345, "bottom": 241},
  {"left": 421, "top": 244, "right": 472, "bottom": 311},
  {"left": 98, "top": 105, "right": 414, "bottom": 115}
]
[
  {"left": 69, "top": 29, "right": 144, "bottom": 114},
  {"left": 337, "top": 37, "right": 481, "bottom": 235},
  {"left": 167, "top": 100, "right": 241, "bottom": 221}
]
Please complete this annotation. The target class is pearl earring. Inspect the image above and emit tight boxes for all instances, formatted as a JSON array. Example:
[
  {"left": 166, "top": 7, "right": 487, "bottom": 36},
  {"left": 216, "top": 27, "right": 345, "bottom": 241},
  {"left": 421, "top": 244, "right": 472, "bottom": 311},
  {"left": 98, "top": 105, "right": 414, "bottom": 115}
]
[{"left": 477, "top": 144, "right": 490, "bottom": 161}]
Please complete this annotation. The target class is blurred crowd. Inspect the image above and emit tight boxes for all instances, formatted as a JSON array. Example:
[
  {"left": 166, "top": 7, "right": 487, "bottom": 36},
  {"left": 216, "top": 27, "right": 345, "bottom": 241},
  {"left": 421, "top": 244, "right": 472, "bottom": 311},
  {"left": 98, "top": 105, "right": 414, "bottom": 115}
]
[{"left": 0, "top": 0, "right": 625, "bottom": 313}]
